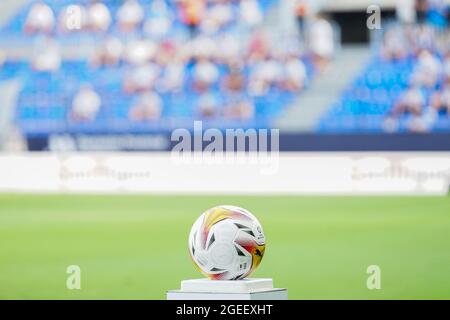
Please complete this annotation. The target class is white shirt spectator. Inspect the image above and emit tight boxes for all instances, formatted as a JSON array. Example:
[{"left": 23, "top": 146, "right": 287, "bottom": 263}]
[
  {"left": 396, "top": 0, "right": 416, "bottom": 24},
  {"left": 309, "top": 18, "right": 334, "bottom": 59},
  {"left": 443, "top": 57, "right": 450, "bottom": 80},
  {"left": 240, "top": 0, "right": 263, "bottom": 27},
  {"left": 217, "top": 34, "right": 241, "bottom": 63},
  {"left": 145, "top": 0, "right": 173, "bottom": 38},
  {"left": 279, "top": 34, "right": 302, "bottom": 58},
  {"left": 384, "top": 87, "right": 425, "bottom": 132},
  {"left": 117, "top": 0, "right": 144, "bottom": 30},
  {"left": 144, "top": 16, "right": 172, "bottom": 39},
  {"left": 126, "top": 63, "right": 161, "bottom": 92},
  {"left": 417, "top": 51, "right": 441, "bottom": 75},
  {"left": 129, "top": 92, "right": 163, "bottom": 121},
  {"left": 192, "top": 36, "right": 216, "bottom": 59},
  {"left": 412, "top": 51, "right": 442, "bottom": 87},
  {"left": 158, "top": 62, "right": 185, "bottom": 92},
  {"left": 151, "top": 0, "right": 170, "bottom": 15},
  {"left": 72, "top": 85, "right": 101, "bottom": 121},
  {"left": 260, "top": 59, "right": 283, "bottom": 84},
  {"left": 193, "top": 60, "right": 220, "bottom": 86},
  {"left": 284, "top": 58, "right": 307, "bottom": 87},
  {"left": 402, "top": 88, "right": 425, "bottom": 109},
  {"left": 382, "top": 27, "right": 408, "bottom": 60},
  {"left": 124, "top": 39, "right": 157, "bottom": 65},
  {"left": 442, "top": 87, "right": 450, "bottom": 105},
  {"left": 25, "top": 2, "right": 55, "bottom": 33},
  {"left": 224, "top": 99, "right": 255, "bottom": 120},
  {"left": 0, "top": 50, "right": 6, "bottom": 69},
  {"left": 197, "top": 93, "right": 219, "bottom": 117},
  {"left": 207, "top": 2, "right": 234, "bottom": 28},
  {"left": 249, "top": 59, "right": 283, "bottom": 96},
  {"left": 88, "top": 2, "right": 112, "bottom": 31},
  {"left": 414, "top": 27, "right": 435, "bottom": 51},
  {"left": 103, "top": 37, "right": 123, "bottom": 61},
  {"left": 32, "top": 38, "right": 61, "bottom": 72},
  {"left": 92, "top": 37, "right": 123, "bottom": 67}
]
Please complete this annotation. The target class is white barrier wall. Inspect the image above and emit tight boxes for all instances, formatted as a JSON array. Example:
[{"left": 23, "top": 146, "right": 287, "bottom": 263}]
[
  {"left": 0, "top": 152, "right": 449, "bottom": 195},
  {"left": 321, "top": 0, "right": 396, "bottom": 12}
]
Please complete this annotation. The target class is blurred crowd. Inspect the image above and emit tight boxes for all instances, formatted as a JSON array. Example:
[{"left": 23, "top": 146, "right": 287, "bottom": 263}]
[
  {"left": 382, "top": 0, "right": 450, "bottom": 132},
  {"left": 10, "top": 0, "right": 335, "bottom": 124}
]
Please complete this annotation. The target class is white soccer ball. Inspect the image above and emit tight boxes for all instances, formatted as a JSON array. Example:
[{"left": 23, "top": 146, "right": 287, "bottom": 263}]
[{"left": 188, "top": 205, "right": 266, "bottom": 280}]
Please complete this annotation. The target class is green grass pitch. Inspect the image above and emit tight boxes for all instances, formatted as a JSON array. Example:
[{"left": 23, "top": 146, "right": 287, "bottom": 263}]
[{"left": 0, "top": 194, "right": 449, "bottom": 299}]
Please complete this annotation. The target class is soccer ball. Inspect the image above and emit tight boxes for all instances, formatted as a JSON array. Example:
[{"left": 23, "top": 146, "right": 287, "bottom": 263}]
[{"left": 188, "top": 205, "right": 266, "bottom": 280}]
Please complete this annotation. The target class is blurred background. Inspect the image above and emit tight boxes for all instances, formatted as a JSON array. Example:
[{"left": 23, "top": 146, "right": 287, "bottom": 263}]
[
  {"left": 0, "top": 0, "right": 448, "bottom": 151},
  {"left": 0, "top": 0, "right": 450, "bottom": 300}
]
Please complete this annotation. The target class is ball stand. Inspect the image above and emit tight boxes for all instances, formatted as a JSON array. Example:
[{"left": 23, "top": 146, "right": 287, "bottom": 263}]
[{"left": 167, "top": 278, "right": 288, "bottom": 300}]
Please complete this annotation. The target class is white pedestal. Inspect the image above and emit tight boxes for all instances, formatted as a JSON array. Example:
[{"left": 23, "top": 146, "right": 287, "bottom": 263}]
[{"left": 167, "top": 278, "right": 288, "bottom": 300}]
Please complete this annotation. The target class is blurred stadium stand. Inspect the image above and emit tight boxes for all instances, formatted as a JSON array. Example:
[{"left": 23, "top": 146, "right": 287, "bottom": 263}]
[
  {"left": 318, "top": 24, "right": 450, "bottom": 134},
  {"left": 1, "top": 0, "right": 312, "bottom": 138},
  {"left": 0, "top": 0, "right": 449, "bottom": 151}
]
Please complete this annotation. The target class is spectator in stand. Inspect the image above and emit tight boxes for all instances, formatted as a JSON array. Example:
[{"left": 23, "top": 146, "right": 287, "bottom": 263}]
[
  {"left": 91, "top": 37, "right": 123, "bottom": 68},
  {"left": 248, "top": 61, "right": 270, "bottom": 97},
  {"left": 123, "top": 63, "right": 161, "bottom": 94},
  {"left": 294, "top": 0, "right": 310, "bottom": 43},
  {"left": 240, "top": 0, "right": 263, "bottom": 28},
  {"left": 178, "top": 0, "right": 205, "bottom": 38},
  {"left": 191, "top": 35, "right": 216, "bottom": 61},
  {"left": 216, "top": 34, "right": 241, "bottom": 65},
  {"left": 192, "top": 58, "right": 220, "bottom": 93},
  {"left": 24, "top": 2, "right": 55, "bottom": 34},
  {"left": 144, "top": 0, "right": 174, "bottom": 40},
  {"left": 280, "top": 56, "right": 307, "bottom": 92},
  {"left": 416, "top": 0, "right": 429, "bottom": 24},
  {"left": 157, "top": 56, "right": 186, "bottom": 93},
  {"left": 117, "top": 0, "right": 144, "bottom": 32},
  {"left": 155, "top": 39, "right": 178, "bottom": 65},
  {"left": 129, "top": 92, "right": 163, "bottom": 121},
  {"left": 86, "top": 1, "right": 112, "bottom": 32},
  {"left": 197, "top": 93, "right": 220, "bottom": 118},
  {"left": 0, "top": 50, "right": 6, "bottom": 70},
  {"left": 224, "top": 97, "right": 255, "bottom": 121},
  {"left": 411, "top": 49, "right": 442, "bottom": 89},
  {"left": 247, "top": 30, "right": 270, "bottom": 63},
  {"left": 308, "top": 15, "right": 334, "bottom": 72},
  {"left": 429, "top": 85, "right": 450, "bottom": 115},
  {"left": 443, "top": 51, "right": 450, "bottom": 83},
  {"left": 381, "top": 26, "right": 409, "bottom": 61},
  {"left": 390, "top": 86, "right": 426, "bottom": 117},
  {"left": 384, "top": 86, "right": 426, "bottom": 132},
  {"left": 411, "top": 24, "right": 436, "bottom": 52},
  {"left": 248, "top": 56, "right": 283, "bottom": 96},
  {"left": 31, "top": 37, "right": 61, "bottom": 72},
  {"left": 279, "top": 32, "right": 303, "bottom": 58},
  {"left": 396, "top": 0, "right": 417, "bottom": 24},
  {"left": 222, "top": 63, "right": 246, "bottom": 96},
  {"left": 71, "top": 84, "right": 102, "bottom": 121},
  {"left": 202, "top": 0, "right": 234, "bottom": 33},
  {"left": 446, "top": 0, "right": 450, "bottom": 24},
  {"left": 123, "top": 39, "right": 157, "bottom": 65}
]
